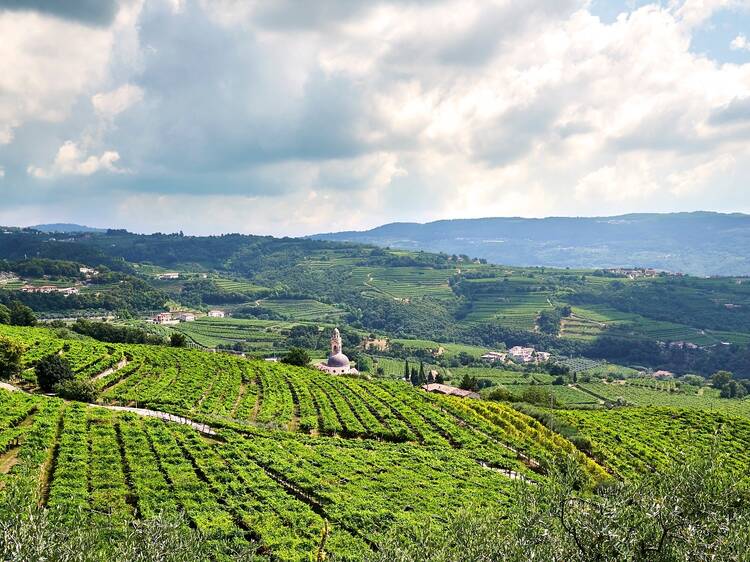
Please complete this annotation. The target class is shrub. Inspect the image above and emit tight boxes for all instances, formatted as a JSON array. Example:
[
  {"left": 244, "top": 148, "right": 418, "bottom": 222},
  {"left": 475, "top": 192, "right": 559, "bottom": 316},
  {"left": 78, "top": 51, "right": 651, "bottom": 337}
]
[
  {"left": 282, "top": 347, "right": 310, "bottom": 367},
  {"left": 54, "top": 379, "right": 99, "bottom": 403},
  {"left": 0, "top": 335, "right": 25, "bottom": 380},
  {"left": 35, "top": 354, "right": 73, "bottom": 392},
  {"left": 170, "top": 333, "right": 187, "bottom": 347}
]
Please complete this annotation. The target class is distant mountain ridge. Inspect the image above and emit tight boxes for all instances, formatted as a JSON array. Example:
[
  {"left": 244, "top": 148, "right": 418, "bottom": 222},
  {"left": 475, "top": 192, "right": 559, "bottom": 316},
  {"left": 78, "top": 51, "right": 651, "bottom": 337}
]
[
  {"left": 30, "top": 223, "right": 106, "bottom": 233},
  {"left": 313, "top": 212, "right": 750, "bottom": 276}
]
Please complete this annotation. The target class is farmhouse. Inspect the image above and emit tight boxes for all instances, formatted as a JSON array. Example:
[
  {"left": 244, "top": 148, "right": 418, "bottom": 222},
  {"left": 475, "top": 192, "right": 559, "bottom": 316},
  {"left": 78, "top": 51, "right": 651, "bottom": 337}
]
[
  {"left": 156, "top": 272, "right": 180, "bottom": 280},
  {"left": 207, "top": 310, "right": 225, "bottom": 318},
  {"left": 508, "top": 346, "right": 550, "bottom": 364},
  {"left": 152, "top": 312, "right": 178, "bottom": 325},
  {"left": 422, "top": 383, "right": 479, "bottom": 399},
  {"left": 21, "top": 284, "right": 79, "bottom": 296},
  {"left": 176, "top": 312, "right": 196, "bottom": 322},
  {"left": 316, "top": 328, "right": 358, "bottom": 375},
  {"left": 481, "top": 351, "right": 508, "bottom": 362}
]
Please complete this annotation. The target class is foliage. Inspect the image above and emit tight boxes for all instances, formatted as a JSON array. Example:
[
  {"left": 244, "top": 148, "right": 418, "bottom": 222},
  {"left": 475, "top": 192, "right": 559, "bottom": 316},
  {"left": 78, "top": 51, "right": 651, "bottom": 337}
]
[
  {"left": 0, "top": 303, "right": 9, "bottom": 325},
  {"left": 72, "top": 319, "right": 165, "bottom": 345},
  {"left": 0, "top": 335, "right": 25, "bottom": 379},
  {"left": 364, "top": 452, "right": 750, "bottom": 562},
  {"left": 54, "top": 379, "right": 100, "bottom": 402},
  {"left": 281, "top": 347, "right": 310, "bottom": 367},
  {"left": 35, "top": 353, "right": 74, "bottom": 391},
  {"left": 169, "top": 332, "right": 187, "bottom": 348},
  {"left": 9, "top": 301, "right": 36, "bottom": 326}
]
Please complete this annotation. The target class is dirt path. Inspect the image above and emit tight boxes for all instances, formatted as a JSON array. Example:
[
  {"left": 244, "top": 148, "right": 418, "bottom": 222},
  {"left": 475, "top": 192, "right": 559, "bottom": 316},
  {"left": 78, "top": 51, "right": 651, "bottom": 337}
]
[
  {"left": 0, "top": 447, "right": 20, "bottom": 474},
  {"left": 92, "top": 355, "right": 129, "bottom": 381},
  {"left": 90, "top": 404, "right": 217, "bottom": 436},
  {"left": 0, "top": 382, "right": 20, "bottom": 392}
]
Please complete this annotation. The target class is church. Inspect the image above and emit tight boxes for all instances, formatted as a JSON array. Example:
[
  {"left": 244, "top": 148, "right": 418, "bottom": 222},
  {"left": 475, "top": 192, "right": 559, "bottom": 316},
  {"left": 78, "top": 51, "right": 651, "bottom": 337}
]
[{"left": 315, "top": 328, "right": 358, "bottom": 375}]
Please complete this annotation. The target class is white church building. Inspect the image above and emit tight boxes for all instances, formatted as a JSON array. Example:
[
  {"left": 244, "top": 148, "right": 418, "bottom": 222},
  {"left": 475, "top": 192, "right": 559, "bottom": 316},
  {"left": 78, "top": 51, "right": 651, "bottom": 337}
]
[{"left": 315, "top": 328, "right": 358, "bottom": 375}]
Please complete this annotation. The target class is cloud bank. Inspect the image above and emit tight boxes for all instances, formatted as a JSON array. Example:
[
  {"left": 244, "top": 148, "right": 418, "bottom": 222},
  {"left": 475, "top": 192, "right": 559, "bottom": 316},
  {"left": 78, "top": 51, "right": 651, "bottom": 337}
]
[{"left": 0, "top": 0, "right": 749, "bottom": 235}]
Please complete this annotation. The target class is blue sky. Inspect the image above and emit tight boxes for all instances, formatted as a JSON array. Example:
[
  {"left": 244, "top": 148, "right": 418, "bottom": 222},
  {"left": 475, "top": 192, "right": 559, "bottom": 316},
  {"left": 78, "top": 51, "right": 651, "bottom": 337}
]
[{"left": 0, "top": 0, "right": 749, "bottom": 235}]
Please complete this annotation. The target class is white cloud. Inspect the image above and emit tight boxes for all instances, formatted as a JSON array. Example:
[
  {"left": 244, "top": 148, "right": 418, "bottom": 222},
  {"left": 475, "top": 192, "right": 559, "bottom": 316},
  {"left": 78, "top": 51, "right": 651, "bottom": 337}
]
[
  {"left": 92, "top": 83, "right": 144, "bottom": 118},
  {"left": 0, "top": 11, "right": 114, "bottom": 144},
  {"left": 28, "top": 141, "right": 123, "bottom": 178},
  {"left": 1, "top": 0, "right": 750, "bottom": 233},
  {"left": 731, "top": 34, "right": 750, "bottom": 51},
  {"left": 0, "top": 166, "right": 4, "bottom": 179}
]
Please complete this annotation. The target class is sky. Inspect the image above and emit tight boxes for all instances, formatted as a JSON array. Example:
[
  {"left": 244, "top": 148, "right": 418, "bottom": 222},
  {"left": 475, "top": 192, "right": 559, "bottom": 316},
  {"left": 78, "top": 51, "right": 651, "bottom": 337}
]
[{"left": 0, "top": 0, "right": 749, "bottom": 236}]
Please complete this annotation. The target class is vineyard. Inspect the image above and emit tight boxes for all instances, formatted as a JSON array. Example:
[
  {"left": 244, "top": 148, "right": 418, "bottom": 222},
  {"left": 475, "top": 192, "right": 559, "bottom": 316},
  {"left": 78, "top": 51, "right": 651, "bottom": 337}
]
[
  {"left": 2, "top": 322, "right": 750, "bottom": 560},
  {"left": 555, "top": 407, "right": 750, "bottom": 479}
]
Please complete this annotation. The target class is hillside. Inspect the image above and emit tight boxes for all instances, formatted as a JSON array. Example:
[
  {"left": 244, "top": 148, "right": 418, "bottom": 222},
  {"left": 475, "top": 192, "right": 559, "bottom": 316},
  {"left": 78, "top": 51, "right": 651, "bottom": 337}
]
[
  {"left": 313, "top": 212, "right": 750, "bottom": 276},
  {"left": 1, "top": 323, "right": 749, "bottom": 560}
]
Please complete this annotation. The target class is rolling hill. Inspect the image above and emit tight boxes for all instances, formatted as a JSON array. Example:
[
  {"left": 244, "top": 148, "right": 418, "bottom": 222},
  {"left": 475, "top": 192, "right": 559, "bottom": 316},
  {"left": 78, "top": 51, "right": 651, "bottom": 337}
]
[{"left": 313, "top": 212, "right": 750, "bottom": 276}]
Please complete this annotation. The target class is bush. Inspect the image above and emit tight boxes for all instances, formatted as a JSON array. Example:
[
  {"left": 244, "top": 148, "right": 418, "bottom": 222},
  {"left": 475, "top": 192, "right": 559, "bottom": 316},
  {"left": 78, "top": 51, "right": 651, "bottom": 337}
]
[
  {"left": 282, "top": 347, "right": 310, "bottom": 367},
  {"left": 367, "top": 451, "right": 750, "bottom": 562},
  {"left": 0, "top": 304, "right": 9, "bottom": 325},
  {"left": 54, "top": 379, "right": 99, "bottom": 402},
  {"left": 170, "top": 333, "right": 187, "bottom": 347},
  {"left": 35, "top": 354, "right": 73, "bottom": 392},
  {"left": 0, "top": 335, "right": 25, "bottom": 380},
  {"left": 9, "top": 301, "right": 36, "bottom": 326}
]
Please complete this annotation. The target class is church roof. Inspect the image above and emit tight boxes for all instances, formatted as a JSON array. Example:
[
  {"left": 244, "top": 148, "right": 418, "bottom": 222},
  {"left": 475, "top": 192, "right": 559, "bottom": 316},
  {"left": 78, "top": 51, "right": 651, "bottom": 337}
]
[{"left": 327, "top": 352, "right": 350, "bottom": 368}]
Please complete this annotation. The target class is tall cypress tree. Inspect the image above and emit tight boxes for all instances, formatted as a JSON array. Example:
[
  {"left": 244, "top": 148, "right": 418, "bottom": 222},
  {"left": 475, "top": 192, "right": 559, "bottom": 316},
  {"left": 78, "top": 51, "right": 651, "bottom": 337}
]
[{"left": 404, "top": 359, "right": 410, "bottom": 381}]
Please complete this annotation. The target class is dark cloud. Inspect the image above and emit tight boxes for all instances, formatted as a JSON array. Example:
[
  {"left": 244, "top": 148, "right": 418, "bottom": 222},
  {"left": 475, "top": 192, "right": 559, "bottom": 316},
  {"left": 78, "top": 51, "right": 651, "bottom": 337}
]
[
  {"left": 709, "top": 97, "right": 750, "bottom": 126},
  {"left": 253, "top": 0, "right": 448, "bottom": 31},
  {"left": 0, "top": 0, "right": 119, "bottom": 26},
  {"left": 439, "top": 0, "right": 581, "bottom": 66},
  {"left": 471, "top": 100, "right": 560, "bottom": 167}
]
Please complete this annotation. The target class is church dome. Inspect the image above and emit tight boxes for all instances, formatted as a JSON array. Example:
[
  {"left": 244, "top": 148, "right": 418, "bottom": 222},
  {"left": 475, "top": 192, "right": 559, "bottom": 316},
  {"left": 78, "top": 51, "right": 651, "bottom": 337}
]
[{"left": 327, "top": 352, "right": 350, "bottom": 368}]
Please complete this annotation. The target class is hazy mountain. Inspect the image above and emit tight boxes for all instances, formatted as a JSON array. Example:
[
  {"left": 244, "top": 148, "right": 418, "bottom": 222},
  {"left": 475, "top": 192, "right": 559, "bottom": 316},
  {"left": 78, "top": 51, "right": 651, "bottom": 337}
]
[
  {"left": 314, "top": 212, "right": 750, "bottom": 276},
  {"left": 30, "top": 223, "right": 106, "bottom": 234}
]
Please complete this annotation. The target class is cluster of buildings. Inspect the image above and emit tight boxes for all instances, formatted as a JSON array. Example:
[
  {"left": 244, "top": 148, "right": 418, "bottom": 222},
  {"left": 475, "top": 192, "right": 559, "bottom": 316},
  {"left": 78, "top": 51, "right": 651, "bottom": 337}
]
[
  {"left": 20, "top": 284, "right": 79, "bottom": 296},
  {"left": 155, "top": 272, "right": 180, "bottom": 280},
  {"left": 151, "top": 310, "right": 224, "bottom": 324},
  {"left": 605, "top": 267, "right": 660, "bottom": 279},
  {"left": 481, "top": 346, "right": 551, "bottom": 365}
]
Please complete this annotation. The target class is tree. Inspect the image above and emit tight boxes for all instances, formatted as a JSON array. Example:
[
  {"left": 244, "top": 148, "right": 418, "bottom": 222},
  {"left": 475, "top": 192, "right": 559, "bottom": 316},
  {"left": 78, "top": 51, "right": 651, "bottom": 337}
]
[
  {"left": 170, "top": 333, "right": 187, "bottom": 347},
  {"left": 711, "top": 370, "right": 733, "bottom": 388},
  {"left": 282, "top": 347, "right": 310, "bottom": 367},
  {"left": 552, "top": 375, "right": 566, "bottom": 386},
  {"left": 0, "top": 304, "right": 10, "bottom": 325},
  {"left": 0, "top": 335, "right": 25, "bottom": 380},
  {"left": 458, "top": 374, "right": 478, "bottom": 391},
  {"left": 435, "top": 371, "right": 445, "bottom": 384},
  {"left": 403, "top": 359, "right": 410, "bottom": 381},
  {"left": 35, "top": 354, "right": 73, "bottom": 392},
  {"left": 9, "top": 301, "right": 36, "bottom": 326}
]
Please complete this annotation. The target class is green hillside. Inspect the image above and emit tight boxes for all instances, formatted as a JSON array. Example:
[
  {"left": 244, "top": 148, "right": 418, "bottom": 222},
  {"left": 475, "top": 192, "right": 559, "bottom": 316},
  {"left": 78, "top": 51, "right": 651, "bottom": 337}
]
[{"left": 1, "top": 324, "right": 750, "bottom": 559}]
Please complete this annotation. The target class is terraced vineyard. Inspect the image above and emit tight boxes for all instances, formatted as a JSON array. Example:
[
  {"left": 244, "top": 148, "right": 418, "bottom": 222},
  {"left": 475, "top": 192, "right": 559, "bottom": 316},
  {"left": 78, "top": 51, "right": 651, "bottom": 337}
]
[
  {"left": 555, "top": 407, "right": 750, "bottom": 479},
  {"left": 173, "top": 317, "right": 288, "bottom": 350},
  {"left": 0, "top": 324, "right": 616, "bottom": 560},
  {"left": 3, "top": 323, "right": 750, "bottom": 560}
]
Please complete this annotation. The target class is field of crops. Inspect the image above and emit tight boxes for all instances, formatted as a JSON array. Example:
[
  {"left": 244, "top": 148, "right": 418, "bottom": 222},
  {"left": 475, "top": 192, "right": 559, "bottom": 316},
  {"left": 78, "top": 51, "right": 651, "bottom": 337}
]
[
  {"left": 0, "top": 324, "right": 620, "bottom": 560},
  {"left": 556, "top": 407, "right": 750, "bottom": 479},
  {"left": 4, "top": 321, "right": 750, "bottom": 559},
  {"left": 173, "top": 318, "right": 288, "bottom": 350},
  {"left": 577, "top": 382, "right": 750, "bottom": 417},
  {"left": 258, "top": 298, "right": 344, "bottom": 320}
]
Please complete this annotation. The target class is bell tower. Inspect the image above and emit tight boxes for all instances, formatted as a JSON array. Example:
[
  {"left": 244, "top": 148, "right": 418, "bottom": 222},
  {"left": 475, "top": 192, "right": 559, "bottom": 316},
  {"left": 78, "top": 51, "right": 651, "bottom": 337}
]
[{"left": 330, "top": 328, "right": 342, "bottom": 356}]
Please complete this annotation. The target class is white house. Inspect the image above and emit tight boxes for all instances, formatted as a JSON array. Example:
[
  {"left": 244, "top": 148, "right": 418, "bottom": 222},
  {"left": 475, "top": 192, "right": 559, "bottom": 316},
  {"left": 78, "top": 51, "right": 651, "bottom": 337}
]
[
  {"left": 481, "top": 351, "right": 508, "bottom": 362},
  {"left": 156, "top": 272, "right": 180, "bottom": 280},
  {"left": 508, "top": 346, "right": 550, "bottom": 364},
  {"left": 207, "top": 310, "right": 225, "bottom": 318},
  {"left": 176, "top": 312, "right": 196, "bottom": 322},
  {"left": 152, "top": 312, "right": 178, "bottom": 325}
]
